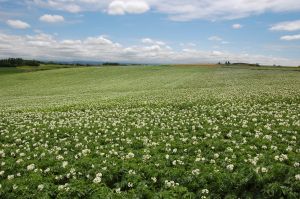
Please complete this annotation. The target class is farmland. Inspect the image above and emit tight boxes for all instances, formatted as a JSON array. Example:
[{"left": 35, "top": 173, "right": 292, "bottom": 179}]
[{"left": 0, "top": 65, "right": 300, "bottom": 198}]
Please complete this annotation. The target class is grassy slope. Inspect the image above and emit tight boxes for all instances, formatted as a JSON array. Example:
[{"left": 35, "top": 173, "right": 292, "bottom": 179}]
[
  {"left": 0, "top": 65, "right": 299, "bottom": 111},
  {"left": 1, "top": 65, "right": 300, "bottom": 198}
]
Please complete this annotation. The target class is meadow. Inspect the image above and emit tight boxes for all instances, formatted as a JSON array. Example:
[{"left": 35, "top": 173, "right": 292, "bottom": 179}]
[{"left": 0, "top": 65, "right": 299, "bottom": 198}]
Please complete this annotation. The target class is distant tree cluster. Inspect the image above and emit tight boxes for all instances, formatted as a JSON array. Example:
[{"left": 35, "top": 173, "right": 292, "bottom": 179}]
[
  {"left": 219, "top": 61, "right": 261, "bottom": 67},
  {"left": 102, "top": 62, "right": 120, "bottom": 66},
  {"left": 0, "top": 58, "right": 40, "bottom": 67},
  {"left": 232, "top": 63, "right": 260, "bottom": 67}
]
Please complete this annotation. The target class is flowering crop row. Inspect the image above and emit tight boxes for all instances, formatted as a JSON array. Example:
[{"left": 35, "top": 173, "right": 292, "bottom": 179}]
[{"left": 0, "top": 97, "right": 299, "bottom": 198}]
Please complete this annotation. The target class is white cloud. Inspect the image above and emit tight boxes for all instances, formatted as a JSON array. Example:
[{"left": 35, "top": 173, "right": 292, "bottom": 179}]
[
  {"left": 141, "top": 38, "right": 166, "bottom": 46},
  {"left": 108, "top": 1, "right": 126, "bottom": 15},
  {"left": 40, "top": 14, "right": 65, "bottom": 23},
  {"left": 0, "top": 32, "right": 298, "bottom": 66},
  {"left": 208, "top": 36, "right": 222, "bottom": 41},
  {"left": 65, "top": 4, "right": 81, "bottom": 13},
  {"left": 180, "top": 42, "right": 197, "bottom": 48},
  {"left": 155, "top": 0, "right": 300, "bottom": 21},
  {"left": 6, "top": 19, "right": 30, "bottom": 29},
  {"left": 125, "top": 1, "right": 150, "bottom": 14},
  {"left": 31, "top": 0, "right": 81, "bottom": 13},
  {"left": 108, "top": 0, "right": 150, "bottom": 15},
  {"left": 208, "top": 36, "right": 230, "bottom": 45},
  {"left": 232, "top": 24, "right": 242, "bottom": 29},
  {"left": 280, "top": 34, "right": 300, "bottom": 41},
  {"left": 211, "top": 50, "right": 224, "bottom": 56},
  {"left": 270, "top": 20, "right": 300, "bottom": 31},
  {"left": 28, "top": 0, "right": 300, "bottom": 21}
]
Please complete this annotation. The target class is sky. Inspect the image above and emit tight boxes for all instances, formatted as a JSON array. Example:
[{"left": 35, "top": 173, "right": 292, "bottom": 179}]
[{"left": 0, "top": 0, "right": 300, "bottom": 66}]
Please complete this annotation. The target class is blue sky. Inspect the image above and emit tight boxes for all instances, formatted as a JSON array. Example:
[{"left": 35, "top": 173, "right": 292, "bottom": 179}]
[{"left": 0, "top": 0, "right": 300, "bottom": 65}]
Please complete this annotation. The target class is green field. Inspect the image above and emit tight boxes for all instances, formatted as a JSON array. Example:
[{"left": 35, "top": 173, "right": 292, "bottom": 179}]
[{"left": 0, "top": 65, "right": 299, "bottom": 198}]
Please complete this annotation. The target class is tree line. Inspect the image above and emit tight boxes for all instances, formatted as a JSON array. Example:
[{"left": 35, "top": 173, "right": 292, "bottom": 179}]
[{"left": 0, "top": 58, "right": 40, "bottom": 67}]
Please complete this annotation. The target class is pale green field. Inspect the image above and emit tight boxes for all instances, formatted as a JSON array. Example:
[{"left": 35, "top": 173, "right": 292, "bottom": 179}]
[{"left": 1, "top": 65, "right": 299, "bottom": 111}]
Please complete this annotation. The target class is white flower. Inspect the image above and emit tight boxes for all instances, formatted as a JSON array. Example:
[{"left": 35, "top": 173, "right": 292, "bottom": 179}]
[
  {"left": 127, "top": 170, "right": 135, "bottom": 175},
  {"left": 27, "top": 164, "right": 35, "bottom": 171},
  {"left": 192, "top": 169, "right": 200, "bottom": 175},
  {"left": 58, "top": 185, "right": 64, "bottom": 190},
  {"left": 93, "top": 173, "right": 102, "bottom": 183},
  {"left": 38, "top": 184, "right": 44, "bottom": 191},
  {"left": 58, "top": 183, "right": 69, "bottom": 191},
  {"left": 56, "top": 155, "right": 64, "bottom": 160},
  {"left": 0, "top": 171, "right": 4, "bottom": 176},
  {"left": 0, "top": 150, "right": 5, "bottom": 157},
  {"left": 13, "top": 184, "right": 18, "bottom": 190},
  {"left": 226, "top": 164, "right": 234, "bottom": 171},
  {"left": 7, "top": 175, "right": 14, "bottom": 180},
  {"left": 128, "top": 182, "right": 133, "bottom": 187},
  {"left": 82, "top": 149, "right": 91, "bottom": 156},
  {"left": 275, "top": 154, "right": 288, "bottom": 162},
  {"left": 286, "top": 146, "right": 293, "bottom": 151},
  {"left": 261, "top": 167, "right": 268, "bottom": 173},
  {"left": 126, "top": 152, "right": 135, "bottom": 159},
  {"left": 202, "top": 189, "right": 209, "bottom": 194},
  {"left": 142, "top": 154, "right": 151, "bottom": 161},
  {"left": 93, "top": 176, "right": 101, "bottom": 183},
  {"left": 164, "top": 180, "right": 179, "bottom": 187},
  {"left": 70, "top": 168, "right": 76, "bottom": 174},
  {"left": 115, "top": 188, "right": 121, "bottom": 193},
  {"left": 151, "top": 177, "right": 157, "bottom": 183},
  {"left": 295, "top": 174, "right": 300, "bottom": 181},
  {"left": 62, "top": 161, "right": 68, "bottom": 168},
  {"left": 44, "top": 168, "right": 50, "bottom": 173}
]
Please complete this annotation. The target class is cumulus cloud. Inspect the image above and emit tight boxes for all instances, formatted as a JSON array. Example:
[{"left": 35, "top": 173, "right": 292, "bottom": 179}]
[
  {"left": 141, "top": 38, "right": 166, "bottom": 46},
  {"left": 270, "top": 20, "right": 300, "bottom": 31},
  {"left": 125, "top": 1, "right": 150, "bottom": 14},
  {"left": 28, "top": 0, "right": 300, "bottom": 21},
  {"left": 108, "top": 0, "right": 150, "bottom": 15},
  {"left": 280, "top": 34, "right": 300, "bottom": 41},
  {"left": 108, "top": 1, "right": 126, "bottom": 15},
  {"left": 40, "top": 14, "right": 65, "bottom": 23},
  {"left": 0, "top": 33, "right": 298, "bottom": 66},
  {"left": 232, "top": 24, "right": 242, "bottom": 29},
  {"left": 6, "top": 19, "right": 30, "bottom": 29}
]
